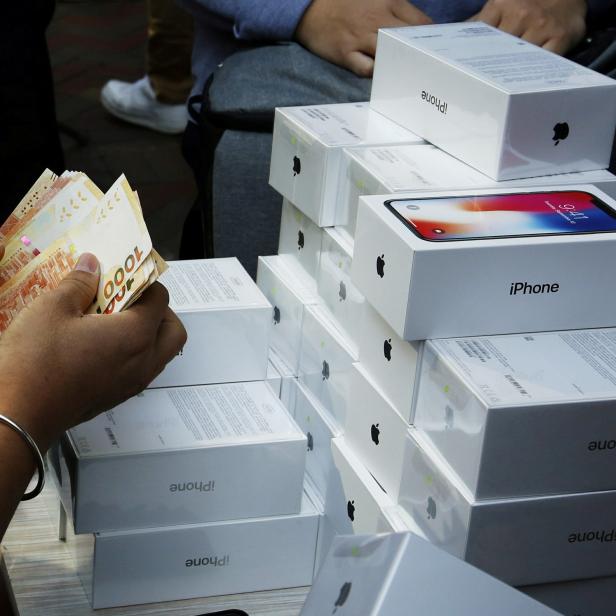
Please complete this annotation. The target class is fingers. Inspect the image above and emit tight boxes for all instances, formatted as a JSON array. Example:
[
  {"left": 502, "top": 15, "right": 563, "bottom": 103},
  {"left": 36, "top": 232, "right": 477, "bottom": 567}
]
[
  {"left": 392, "top": 1, "right": 433, "bottom": 25},
  {"left": 542, "top": 36, "right": 571, "bottom": 55},
  {"left": 55, "top": 253, "right": 100, "bottom": 314},
  {"left": 118, "top": 281, "right": 170, "bottom": 333},
  {"left": 152, "top": 308, "right": 187, "bottom": 374},
  {"left": 468, "top": 4, "right": 502, "bottom": 26},
  {"left": 346, "top": 50, "right": 375, "bottom": 78}
]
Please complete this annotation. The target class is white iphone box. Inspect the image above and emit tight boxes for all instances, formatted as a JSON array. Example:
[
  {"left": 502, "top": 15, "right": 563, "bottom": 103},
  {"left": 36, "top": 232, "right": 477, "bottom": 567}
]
[
  {"left": 149, "top": 258, "right": 270, "bottom": 388},
  {"left": 370, "top": 23, "right": 616, "bottom": 180},
  {"left": 299, "top": 304, "right": 359, "bottom": 426},
  {"left": 400, "top": 428, "right": 616, "bottom": 586},
  {"left": 64, "top": 485, "right": 320, "bottom": 609},
  {"left": 344, "top": 363, "right": 408, "bottom": 501},
  {"left": 325, "top": 438, "right": 397, "bottom": 538},
  {"left": 278, "top": 199, "right": 323, "bottom": 279},
  {"left": 256, "top": 255, "right": 321, "bottom": 373},
  {"left": 316, "top": 227, "right": 365, "bottom": 342},
  {"left": 291, "top": 379, "right": 342, "bottom": 498},
  {"left": 414, "top": 332, "right": 616, "bottom": 499},
  {"left": 57, "top": 382, "right": 307, "bottom": 533},
  {"left": 269, "top": 102, "right": 424, "bottom": 226},
  {"left": 340, "top": 144, "right": 616, "bottom": 237},
  {"left": 358, "top": 303, "right": 422, "bottom": 423},
  {"left": 301, "top": 532, "right": 558, "bottom": 616},
  {"left": 521, "top": 575, "right": 616, "bottom": 616},
  {"left": 351, "top": 184, "right": 616, "bottom": 340}
]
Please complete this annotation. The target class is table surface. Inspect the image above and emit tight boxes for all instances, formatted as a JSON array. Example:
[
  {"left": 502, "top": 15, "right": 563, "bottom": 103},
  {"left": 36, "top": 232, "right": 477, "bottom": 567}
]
[{"left": 2, "top": 483, "right": 309, "bottom": 616}]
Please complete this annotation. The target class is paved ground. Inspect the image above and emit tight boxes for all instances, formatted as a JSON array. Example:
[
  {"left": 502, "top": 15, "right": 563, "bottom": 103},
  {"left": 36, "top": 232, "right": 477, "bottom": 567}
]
[{"left": 48, "top": 0, "right": 195, "bottom": 260}]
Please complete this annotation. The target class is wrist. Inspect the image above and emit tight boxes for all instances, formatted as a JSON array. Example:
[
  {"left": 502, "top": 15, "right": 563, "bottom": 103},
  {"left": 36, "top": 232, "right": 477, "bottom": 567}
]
[{"left": 0, "top": 387, "right": 56, "bottom": 453}]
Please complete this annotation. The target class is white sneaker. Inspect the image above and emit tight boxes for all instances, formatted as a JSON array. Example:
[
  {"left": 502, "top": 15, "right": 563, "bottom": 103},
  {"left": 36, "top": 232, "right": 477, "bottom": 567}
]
[{"left": 100, "top": 76, "right": 188, "bottom": 134}]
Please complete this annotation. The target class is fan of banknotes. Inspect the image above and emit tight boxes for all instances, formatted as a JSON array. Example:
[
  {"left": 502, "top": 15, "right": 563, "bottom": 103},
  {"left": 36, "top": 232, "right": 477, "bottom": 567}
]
[{"left": 0, "top": 169, "right": 167, "bottom": 333}]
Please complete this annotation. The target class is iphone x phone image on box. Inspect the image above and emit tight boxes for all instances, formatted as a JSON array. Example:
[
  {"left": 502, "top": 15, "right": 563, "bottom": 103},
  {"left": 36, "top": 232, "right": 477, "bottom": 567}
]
[{"left": 385, "top": 190, "right": 616, "bottom": 242}]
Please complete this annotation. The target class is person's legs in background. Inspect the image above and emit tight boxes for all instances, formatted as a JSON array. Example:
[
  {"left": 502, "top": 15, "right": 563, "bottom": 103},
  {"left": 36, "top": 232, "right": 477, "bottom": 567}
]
[
  {"left": 0, "top": 0, "right": 64, "bottom": 222},
  {"left": 100, "top": 0, "right": 193, "bottom": 134},
  {"left": 202, "top": 44, "right": 371, "bottom": 277}
]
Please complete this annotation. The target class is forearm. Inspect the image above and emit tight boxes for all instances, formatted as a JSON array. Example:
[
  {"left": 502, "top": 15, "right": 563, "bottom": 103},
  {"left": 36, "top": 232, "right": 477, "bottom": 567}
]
[{"left": 0, "top": 425, "right": 38, "bottom": 542}]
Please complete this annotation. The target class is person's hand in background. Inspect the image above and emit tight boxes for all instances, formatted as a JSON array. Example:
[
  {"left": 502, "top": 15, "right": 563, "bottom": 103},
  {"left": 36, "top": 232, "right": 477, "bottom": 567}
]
[
  {"left": 295, "top": 0, "right": 432, "bottom": 77},
  {"left": 469, "top": 0, "right": 587, "bottom": 55}
]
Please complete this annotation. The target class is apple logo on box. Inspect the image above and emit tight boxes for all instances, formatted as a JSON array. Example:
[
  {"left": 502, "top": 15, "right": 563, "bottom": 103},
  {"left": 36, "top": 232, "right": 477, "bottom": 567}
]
[
  {"left": 297, "top": 229, "right": 305, "bottom": 250},
  {"left": 427, "top": 496, "right": 437, "bottom": 520},
  {"left": 339, "top": 280, "right": 346, "bottom": 302},
  {"left": 376, "top": 254, "right": 385, "bottom": 278},
  {"left": 306, "top": 431, "right": 314, "bottom": 452},
  {"left": 383, "top": 338, "right": 392, "bottom": 362},
  {"left": 347, "top": 499, "right": 355, "bottom": 521},
  {"left": 552, "top": 122, "right": 569, "bottom": 146},
  {"left": 371, "top": 423, "right": 380, "bottom": 445},
  {"left": 322, "top": 360, "right": 330, "bottom": 381},
  {"left": 333, "top": 581, "right": 352, "bottom": 613},
  {"left": 273, "top": 306, "right": 281, "bottom": 325},
  {"left": 293, "top": 155, "right": 301, "bottom": 176}
]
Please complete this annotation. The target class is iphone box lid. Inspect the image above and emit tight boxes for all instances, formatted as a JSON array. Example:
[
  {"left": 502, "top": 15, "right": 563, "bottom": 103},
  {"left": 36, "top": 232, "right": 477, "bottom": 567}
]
[
  {"left": 358, "top": 303, "right": 422, "bottom": 423},
  {"left": 291, "top": 379, "right": 342, "bottom": 499},
  {"left": 301, "top": 532, "right": 559, "bottom": 616},
  {"left": 325, "top": 438, "right": 396, "bottom": 538},
  {"left": 317, "top": 227, "right": 365, "bottom": 344},
  {"left": 400, "top": 427, "right": 616, "bottom": 586},
  {"left": 415, "top": 332, "right": 616, "bottom": 499},
  {"left": 60, "top": 382, "right": 307, "bottom": 533},
  {"left": 64, "top": 483, "right": 320, "bottom": 609},
  {"left": 278, "top": 198, "right": 323, "bottom": 280},
  {"left": 370, "top": 23, "right": 616, "bottom": 181},
  {"left": 256, "top": 255, "right": 321, "bottom": 374},
  {"left": 299, "top": 304, "right": 359, "bottom": 427},
  {"left": 344, "top": 363, "right": 409, "bottom": 502},
  {"left": 269, "top": 102, "right": 424, "bottom": 227},
  {"left": 351, "top": 184, "right": 616, "bottom": 340},
  {"left": 149, "top": 258, "right": 271, "bottom": 388},
  {"left": 341, "top": 144, "right": 616, "bottom": 238}
]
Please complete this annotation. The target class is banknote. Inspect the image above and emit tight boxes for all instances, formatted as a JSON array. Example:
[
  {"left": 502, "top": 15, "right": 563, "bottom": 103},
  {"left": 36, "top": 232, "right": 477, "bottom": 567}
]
[
  {"left": 0, "top": 172, "right": 104, "bottom": 288},
  {"left": 0, "top": 171, "right": 164, "bottom": 332}
]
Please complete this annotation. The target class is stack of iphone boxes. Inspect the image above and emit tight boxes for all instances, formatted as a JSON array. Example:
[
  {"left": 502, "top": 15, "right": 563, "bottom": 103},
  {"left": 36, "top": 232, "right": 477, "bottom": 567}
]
[
  {"left": 267, "top": 21, "right": 616, "bottom": 616},
  {"left": 48, "top": 257, "right": 321, "bottom": 609},
  {"left": 263, "top": 101, "right": 430, "bottom": 567}
]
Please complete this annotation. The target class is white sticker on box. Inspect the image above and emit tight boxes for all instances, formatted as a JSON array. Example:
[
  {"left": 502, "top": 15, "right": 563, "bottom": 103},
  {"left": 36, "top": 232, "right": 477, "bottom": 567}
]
[
  {"left": 70, "top": 383, "right": 299, "bottom": 456},
  {"left": 389, "top": 24, "right": 607, "bottom": 91},
  {"left": 355, "top": 146, "right": 487, "bottom": 191},
  {"left": 285, "top": 105, "right": 365, "bottom": 146},
  {"left": 285, "top": 103, "right": 417, "bottom": 147},
  {"left": 432, "top": 330, "right": 616, "bottom": 405},
  {"left": 159, "top": 260, "right": 265, "bottom": 310}
]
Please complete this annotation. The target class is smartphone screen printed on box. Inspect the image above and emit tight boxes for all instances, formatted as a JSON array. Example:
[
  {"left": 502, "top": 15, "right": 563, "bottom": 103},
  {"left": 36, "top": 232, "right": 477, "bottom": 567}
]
[{"left": 385, "top": 190, "right": 616, "bottom": 241}]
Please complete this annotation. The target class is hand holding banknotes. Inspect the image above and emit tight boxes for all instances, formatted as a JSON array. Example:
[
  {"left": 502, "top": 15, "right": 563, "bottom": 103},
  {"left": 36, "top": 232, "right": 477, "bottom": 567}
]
[
  {"left": 0, "top": 171, "right": 187, "bottom": 540},
  {"left": 0, "top": 250, "right": 186, "bottom": 452}
]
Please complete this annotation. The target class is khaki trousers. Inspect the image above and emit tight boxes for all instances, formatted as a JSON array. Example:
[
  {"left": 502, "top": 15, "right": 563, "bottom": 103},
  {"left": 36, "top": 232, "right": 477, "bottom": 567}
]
[{"left": 147, "top": 0, "right": 193, "bottom": 104}]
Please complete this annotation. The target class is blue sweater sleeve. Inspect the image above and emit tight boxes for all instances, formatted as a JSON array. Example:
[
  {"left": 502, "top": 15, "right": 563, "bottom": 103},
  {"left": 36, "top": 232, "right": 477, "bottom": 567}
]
[{"left": 186, "top": 0, "right": 313, "bottom": 41}]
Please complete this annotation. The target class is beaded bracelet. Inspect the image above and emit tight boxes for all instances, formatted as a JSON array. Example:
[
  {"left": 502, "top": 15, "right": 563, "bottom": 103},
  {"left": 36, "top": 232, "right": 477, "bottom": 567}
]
[{"left": 0, "top": 414, "right": 45, "bottom": 500}]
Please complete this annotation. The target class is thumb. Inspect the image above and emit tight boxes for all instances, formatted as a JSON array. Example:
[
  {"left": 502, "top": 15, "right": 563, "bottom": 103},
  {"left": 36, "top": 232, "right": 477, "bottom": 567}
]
[{"left": 57, "top": 252, "right": 101, "bottom": 313}]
